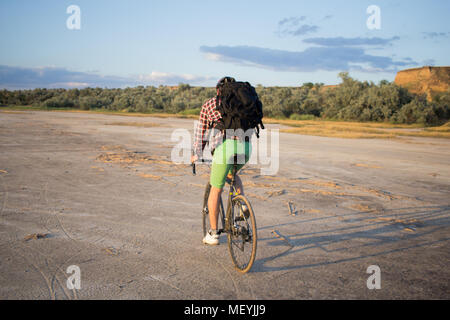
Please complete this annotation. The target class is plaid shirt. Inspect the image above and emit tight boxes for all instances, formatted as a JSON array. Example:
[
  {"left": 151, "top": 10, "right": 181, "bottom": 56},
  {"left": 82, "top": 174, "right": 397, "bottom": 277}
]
[
  {"left": 193, "top": 97, "right": 254, "bottom": 158},
  {"left": 192, "top": 97, "right": 223, "bottom": 158}
]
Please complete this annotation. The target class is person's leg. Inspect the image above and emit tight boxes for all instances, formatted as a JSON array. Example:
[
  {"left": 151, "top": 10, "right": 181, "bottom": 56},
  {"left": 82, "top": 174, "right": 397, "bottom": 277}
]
[
  {"left": 208, "top": 141, "right": 230, "bottom": 233},
  {"left": 207, "top": 140, "right": 251, "bottom": 232},
  {"left": 207, "top": 185, "right": 222, "bottom": 230}
]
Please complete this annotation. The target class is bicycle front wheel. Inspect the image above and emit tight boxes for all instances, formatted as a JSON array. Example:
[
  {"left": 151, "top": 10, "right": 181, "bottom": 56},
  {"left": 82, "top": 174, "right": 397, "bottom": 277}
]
[{"left": 227, "top": 195, "right": 257, "bottom": 273}]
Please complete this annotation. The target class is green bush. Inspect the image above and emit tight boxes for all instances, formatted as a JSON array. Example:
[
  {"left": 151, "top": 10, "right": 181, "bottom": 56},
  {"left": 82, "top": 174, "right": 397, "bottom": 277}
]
[
  {"left": 432, "top": 90, "right": 450, "bottom": 122},
  {"left": 79, "top": 96, "right": 102, "bottom": 110},
  {"left": 40, "top": 95, "right": 75, "bottom": 109},
  {"left": 394, "top": 97, "right": 438, "bottom": 125},
  {"left": 179, "top": 108, "right": 201, "bottom": 116},
  {"left": 1, "top": 76, "right": 448, "bottom": 125}
]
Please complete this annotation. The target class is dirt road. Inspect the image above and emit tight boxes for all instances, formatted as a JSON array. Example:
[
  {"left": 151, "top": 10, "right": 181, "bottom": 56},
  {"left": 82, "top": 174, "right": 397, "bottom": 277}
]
[{"left": 0, "top": 110, "right": 449, "bottom": 299}]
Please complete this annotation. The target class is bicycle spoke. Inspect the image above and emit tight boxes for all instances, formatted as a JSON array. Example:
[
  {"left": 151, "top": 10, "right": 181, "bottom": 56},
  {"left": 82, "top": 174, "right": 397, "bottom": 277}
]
[{"left": 231, "top": 239, "right": 243, "bottom": 252}]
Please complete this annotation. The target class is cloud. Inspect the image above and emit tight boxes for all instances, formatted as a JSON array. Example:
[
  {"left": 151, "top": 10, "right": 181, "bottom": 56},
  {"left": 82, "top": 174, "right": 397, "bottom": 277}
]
[
  {"left": 288, "top": 25, "right": 319, "bottom": 36},
  {"left": 422, "top": 31, "right": 450, "bottom": 39},
  {"left": 278, "top": 16, "right": 306, "bottom": 26},
  {"left": 303, "top": 36, "right": 400, "bottom": 47},
  {"left": 200, "top": 45, "right": 416, "bottom": 73},
  {"left": 0, "top": 65, "right": 214, "bottom": 89},
  {"left": 276, "top": 16, "right": 319, "bottom": 37},
  {"left": 0, "top": 65, "right": 131, "bottom": 89},
  {"left": 136, "top": 71, "right": 214, "bottom": 84}
]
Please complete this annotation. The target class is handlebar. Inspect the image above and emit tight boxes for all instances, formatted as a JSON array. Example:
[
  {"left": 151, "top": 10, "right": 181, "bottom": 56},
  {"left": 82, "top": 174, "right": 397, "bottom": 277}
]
[{"left": 191, "top": 159, "right": 212, "bottom": 176}]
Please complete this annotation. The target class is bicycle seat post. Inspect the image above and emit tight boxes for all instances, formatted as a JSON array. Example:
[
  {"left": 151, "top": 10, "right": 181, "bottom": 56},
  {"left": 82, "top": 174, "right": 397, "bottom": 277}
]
[{"left": 229, "top": 155, "right": 238, "bottom": 194}]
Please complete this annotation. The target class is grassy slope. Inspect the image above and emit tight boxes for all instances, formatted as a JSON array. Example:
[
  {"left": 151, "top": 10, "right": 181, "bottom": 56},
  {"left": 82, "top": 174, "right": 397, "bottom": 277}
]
[{"left": 267, "top": 118, "right": 450, "bottom": 139}]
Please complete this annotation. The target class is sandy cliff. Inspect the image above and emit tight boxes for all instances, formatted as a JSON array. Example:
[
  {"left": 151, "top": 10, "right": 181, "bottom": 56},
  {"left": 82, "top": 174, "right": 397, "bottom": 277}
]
[{"left": 394, "top": 66, "right": 450, "bottom": 100}]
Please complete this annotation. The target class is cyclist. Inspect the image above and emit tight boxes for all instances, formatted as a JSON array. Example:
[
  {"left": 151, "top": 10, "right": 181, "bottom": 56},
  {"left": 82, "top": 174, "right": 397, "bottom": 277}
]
[{"left": 191, "top": 77, "right": 252, "bottom": 245}]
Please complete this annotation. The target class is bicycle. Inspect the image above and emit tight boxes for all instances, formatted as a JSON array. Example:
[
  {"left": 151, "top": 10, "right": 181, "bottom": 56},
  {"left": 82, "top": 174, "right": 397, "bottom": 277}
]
[{"left": 192, "top": 156, "right": 257, "bottom": 273}]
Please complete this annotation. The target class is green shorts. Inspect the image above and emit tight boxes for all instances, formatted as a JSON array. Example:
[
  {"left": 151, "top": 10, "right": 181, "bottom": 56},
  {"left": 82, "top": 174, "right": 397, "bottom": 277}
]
[{"left": 210, "top": 139, "right": 252, "bottom": 189}]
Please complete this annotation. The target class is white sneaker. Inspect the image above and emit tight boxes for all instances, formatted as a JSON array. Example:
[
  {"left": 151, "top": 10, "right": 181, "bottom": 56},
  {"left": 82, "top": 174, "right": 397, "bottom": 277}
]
[{"left": 203, "top": 230, "right": 219, "bottom": 245}]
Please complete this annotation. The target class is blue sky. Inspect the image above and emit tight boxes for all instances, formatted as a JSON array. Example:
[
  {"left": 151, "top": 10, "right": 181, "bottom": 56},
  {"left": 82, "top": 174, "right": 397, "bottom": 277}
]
[{"left": 0, "top": 0, "right": 449, "bottom": 89}]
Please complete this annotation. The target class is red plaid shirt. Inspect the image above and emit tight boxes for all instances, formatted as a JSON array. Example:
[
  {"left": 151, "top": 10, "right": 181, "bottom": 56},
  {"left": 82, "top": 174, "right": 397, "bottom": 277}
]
[{"left": 192, "top": 97, "right": 224, "bottom": 158}]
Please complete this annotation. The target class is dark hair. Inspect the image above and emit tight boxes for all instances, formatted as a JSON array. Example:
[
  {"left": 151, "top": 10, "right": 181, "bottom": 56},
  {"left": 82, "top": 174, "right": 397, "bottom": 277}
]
[{"left": 216, "top": 76, "right": 236, "bottom": 89}]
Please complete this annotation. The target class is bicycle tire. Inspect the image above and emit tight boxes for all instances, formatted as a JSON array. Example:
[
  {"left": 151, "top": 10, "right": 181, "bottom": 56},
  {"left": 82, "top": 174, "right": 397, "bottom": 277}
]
[{"left": 227, "top": 194, "right": 257, "bottom": 273}]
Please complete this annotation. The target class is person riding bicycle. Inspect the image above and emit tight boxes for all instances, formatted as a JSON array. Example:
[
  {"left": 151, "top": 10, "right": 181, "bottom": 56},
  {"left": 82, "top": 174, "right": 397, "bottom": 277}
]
[{"left": 191, "top": 76, "right": 253, "bottom": 245}]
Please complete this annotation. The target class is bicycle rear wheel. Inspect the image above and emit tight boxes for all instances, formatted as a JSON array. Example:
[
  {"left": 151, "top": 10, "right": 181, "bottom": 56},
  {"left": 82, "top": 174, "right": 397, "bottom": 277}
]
[{"left": 227, "top": 195, "right": 257, "bottom": 273}]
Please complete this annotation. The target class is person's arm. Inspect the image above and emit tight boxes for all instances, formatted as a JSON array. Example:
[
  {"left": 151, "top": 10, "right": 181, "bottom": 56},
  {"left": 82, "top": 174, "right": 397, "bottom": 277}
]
[{"left": 192, "top": 102, "right": 209, "bottom": 161}]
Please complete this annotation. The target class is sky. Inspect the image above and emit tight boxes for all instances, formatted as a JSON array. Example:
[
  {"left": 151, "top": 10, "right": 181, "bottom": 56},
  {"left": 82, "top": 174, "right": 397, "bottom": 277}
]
[{"left": 0, "top": 0, "right": 449, "bottom": 89}]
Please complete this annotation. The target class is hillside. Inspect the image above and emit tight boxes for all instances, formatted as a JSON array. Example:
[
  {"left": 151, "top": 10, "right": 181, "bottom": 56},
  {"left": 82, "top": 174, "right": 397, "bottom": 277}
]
[{"left": 394, "top": 66, "right": 450, "bottom": 100}]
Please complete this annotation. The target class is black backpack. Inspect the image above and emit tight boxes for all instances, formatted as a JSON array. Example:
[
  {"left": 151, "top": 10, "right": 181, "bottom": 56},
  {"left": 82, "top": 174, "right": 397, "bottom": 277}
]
[{"left": 215, "top": 81, "right": 264, "bottom": 138}]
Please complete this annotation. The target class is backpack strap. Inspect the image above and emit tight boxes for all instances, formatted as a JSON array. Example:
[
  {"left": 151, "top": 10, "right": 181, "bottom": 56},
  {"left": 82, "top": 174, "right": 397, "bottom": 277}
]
[
  {"left": 254, "top": 120, "right": 264, "bottom": 139},
  {"left": 212, "top": 95, "right": 225, "bottom": 132}
]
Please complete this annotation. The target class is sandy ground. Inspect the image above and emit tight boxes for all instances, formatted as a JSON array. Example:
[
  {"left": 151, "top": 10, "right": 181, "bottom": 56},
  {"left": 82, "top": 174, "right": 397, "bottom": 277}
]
[{"left": 0, "top": 110, "right": 449, "bottom": 300}]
